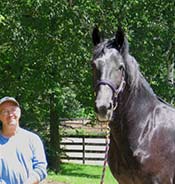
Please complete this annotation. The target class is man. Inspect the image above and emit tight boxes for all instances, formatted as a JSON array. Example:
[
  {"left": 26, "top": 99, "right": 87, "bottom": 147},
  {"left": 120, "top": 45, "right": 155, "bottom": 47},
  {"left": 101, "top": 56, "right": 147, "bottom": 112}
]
[{"left": 0, "top": 96, "right": 47, "bottom": 184}]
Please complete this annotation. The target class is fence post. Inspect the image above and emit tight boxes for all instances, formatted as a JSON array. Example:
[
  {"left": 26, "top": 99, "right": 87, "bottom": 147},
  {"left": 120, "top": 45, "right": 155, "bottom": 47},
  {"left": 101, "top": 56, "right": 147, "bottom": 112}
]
[{"left": 82, "top": 136, "right": 85, "bottom": 164}]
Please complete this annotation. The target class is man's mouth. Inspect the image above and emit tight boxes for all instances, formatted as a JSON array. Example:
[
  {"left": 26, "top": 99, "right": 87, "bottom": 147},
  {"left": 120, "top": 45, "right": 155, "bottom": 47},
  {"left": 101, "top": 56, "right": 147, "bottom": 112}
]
[{"left": 8, "top": 120, "right": 17, "bottom": 126}]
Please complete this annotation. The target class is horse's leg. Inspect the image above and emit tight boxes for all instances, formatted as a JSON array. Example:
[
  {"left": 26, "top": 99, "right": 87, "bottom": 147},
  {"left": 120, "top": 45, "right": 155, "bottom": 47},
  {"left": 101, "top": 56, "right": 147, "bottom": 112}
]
[
  {"left": 108, "top": 134, "right": 120, "bottom": 181},
  {"left": 108, "top": 135, "right": 134, "bottom": 184}
]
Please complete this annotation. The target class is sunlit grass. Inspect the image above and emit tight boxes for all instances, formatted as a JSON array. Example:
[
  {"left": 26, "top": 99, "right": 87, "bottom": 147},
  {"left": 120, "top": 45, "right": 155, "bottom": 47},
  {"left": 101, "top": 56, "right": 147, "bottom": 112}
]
[{"left": 48, "top": 163, "right": 118, "bottom": 184}]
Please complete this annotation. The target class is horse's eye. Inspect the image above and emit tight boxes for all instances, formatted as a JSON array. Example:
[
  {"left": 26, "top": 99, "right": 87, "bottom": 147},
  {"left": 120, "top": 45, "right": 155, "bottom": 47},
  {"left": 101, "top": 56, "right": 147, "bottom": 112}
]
[{"left": 119, "top": 65, "right": 124, "bottom": 71}]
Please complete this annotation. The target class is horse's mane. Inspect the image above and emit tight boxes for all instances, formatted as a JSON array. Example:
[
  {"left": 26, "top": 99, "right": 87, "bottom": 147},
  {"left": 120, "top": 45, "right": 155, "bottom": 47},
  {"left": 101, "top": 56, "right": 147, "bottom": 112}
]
[
  {"left": 124, "top": 49, "right": 156, "bottom": 97},
  {"left": 119, "top": 37, "right": 155, "bottom": 96}
]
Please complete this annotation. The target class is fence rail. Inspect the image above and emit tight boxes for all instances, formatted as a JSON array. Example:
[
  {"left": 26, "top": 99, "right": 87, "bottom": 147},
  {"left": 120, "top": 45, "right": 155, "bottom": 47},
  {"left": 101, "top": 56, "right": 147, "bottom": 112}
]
[
  {"left": 60, "top": 118, "right": 108, "bottom": 165},
  {"left": 60, "top": 135, "right": 107, "bottom": 165}
]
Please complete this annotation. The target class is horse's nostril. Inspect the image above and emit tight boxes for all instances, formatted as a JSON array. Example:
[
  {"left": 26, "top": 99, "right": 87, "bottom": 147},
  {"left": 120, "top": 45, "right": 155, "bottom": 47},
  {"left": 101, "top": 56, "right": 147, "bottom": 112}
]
[{"left": 98, "top": 105, "right": 108, "bottom": 115}]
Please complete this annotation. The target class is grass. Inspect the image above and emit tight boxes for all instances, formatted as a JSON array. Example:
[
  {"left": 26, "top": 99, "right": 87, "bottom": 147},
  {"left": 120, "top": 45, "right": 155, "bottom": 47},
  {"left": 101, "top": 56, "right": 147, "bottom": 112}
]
[{"left": 48, "top": 163, "right": 118, "bottom": 184}]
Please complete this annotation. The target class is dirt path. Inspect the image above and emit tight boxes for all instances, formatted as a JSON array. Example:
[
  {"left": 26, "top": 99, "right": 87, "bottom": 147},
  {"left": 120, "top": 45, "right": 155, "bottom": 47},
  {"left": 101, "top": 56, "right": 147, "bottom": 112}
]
[
  {"left": 47, "top": 182, "right": 66, "bottom": 184},
  {"left": 41, "top": 180, "right": 67, "bottom": 184}
]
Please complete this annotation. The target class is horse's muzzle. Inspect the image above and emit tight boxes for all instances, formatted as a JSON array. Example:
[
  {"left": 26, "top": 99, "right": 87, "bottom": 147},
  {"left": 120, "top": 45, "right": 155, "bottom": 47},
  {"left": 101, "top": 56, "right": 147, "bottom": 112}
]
[{"left": 95, "top": 100, "right": 113, "bottom": 121}]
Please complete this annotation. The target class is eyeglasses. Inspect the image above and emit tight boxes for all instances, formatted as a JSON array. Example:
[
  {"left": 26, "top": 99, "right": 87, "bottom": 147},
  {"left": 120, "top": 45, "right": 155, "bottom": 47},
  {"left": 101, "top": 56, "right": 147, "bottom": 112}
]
[{"left": 0, "top": 108, "right": 18, "bottom": 116}]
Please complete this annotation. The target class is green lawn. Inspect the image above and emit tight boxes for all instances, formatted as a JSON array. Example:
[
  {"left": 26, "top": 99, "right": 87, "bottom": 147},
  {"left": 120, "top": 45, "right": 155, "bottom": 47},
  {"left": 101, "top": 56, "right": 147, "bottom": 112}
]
[{"left": 48, "top": 163, "right": 118, "bottom": 184}]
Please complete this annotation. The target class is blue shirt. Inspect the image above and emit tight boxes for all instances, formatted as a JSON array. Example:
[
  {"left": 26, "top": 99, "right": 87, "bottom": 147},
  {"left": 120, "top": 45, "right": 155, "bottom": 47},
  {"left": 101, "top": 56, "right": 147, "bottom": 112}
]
[{"left": 0, "top": 128, "right": 47, "bottom": 184}]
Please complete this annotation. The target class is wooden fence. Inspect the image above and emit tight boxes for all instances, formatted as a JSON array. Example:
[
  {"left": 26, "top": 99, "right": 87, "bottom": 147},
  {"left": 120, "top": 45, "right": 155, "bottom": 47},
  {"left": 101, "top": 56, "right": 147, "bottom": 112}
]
[
  {"left": 60, "top": 134, "right": 107, "bottom": 165},
  {"left": 60, "top": 118, "right": 108, "bottom": 165}
]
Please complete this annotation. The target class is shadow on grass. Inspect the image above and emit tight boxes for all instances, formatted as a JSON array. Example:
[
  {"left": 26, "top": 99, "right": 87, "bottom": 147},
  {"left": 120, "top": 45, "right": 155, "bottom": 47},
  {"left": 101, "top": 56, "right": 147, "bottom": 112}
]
[{"left": 57, "top": 163, "right": 101, "bottom": 179}]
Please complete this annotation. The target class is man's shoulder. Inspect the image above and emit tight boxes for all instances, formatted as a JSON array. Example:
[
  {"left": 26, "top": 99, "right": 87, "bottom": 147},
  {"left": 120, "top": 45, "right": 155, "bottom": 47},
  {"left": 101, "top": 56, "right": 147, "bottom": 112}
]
[{"left": 18, "top": 127, "right": 41, "bottom": 140}]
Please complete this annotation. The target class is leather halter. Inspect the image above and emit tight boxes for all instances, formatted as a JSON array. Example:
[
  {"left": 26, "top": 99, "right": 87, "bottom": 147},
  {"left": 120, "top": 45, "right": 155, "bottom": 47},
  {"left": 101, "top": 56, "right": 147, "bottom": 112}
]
[{"left": 96, "top": 76, "right": 126, "bottom": 110}]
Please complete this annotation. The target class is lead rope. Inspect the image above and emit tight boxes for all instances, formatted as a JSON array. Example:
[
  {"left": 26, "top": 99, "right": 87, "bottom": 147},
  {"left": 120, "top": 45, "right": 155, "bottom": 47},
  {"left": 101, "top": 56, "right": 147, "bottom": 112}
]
[{"left": 100, "top": 121, "right": 110, "bottom": 184}]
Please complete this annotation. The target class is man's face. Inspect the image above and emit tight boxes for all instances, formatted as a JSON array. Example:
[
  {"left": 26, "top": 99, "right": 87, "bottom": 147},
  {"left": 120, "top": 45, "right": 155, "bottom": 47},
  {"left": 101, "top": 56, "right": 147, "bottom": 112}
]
[{"left": 0, "top": 101, "right": 21, "bottom": 129}]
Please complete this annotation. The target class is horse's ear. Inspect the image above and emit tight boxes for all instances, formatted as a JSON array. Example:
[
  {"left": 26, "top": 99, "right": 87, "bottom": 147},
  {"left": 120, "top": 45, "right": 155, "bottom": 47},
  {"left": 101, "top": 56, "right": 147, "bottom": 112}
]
[
  {"left": 92, "top": 26, "right": 101, "bottom": 46},
  {"left": 115, "top": 27, "right": 125, "bottom": 51}
]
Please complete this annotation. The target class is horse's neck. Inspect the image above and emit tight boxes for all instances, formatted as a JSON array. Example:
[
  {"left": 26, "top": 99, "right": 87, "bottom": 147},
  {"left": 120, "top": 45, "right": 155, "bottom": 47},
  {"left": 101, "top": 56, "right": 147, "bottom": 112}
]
[
  {"left": 114, "top": 72, "right": 157, "bottom": 128},
  {"left": 110, "top": 75, "right": 157, "bottom": 154},
  {"left": 130, "top": 75, "right": 155, "bottom": 113}
]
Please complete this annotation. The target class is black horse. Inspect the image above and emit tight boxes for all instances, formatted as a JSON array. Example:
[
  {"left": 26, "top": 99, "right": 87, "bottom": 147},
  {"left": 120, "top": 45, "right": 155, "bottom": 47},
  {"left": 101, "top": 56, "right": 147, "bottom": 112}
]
[{"left": 92, "top": 27, "right": 175, "bottom": 184}]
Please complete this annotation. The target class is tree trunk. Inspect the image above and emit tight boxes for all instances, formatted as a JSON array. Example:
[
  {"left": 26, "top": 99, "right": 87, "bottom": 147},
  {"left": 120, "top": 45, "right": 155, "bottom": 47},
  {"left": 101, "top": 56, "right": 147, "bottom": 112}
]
[
  {"left": 49, "top": 93, "right": 60, "bottom": 172},
  {"left": 167, "top": 41, "right": 175, "bottom": 85},
  {"left": 167, "top": 59, "right": 174, "bottom": 85}
]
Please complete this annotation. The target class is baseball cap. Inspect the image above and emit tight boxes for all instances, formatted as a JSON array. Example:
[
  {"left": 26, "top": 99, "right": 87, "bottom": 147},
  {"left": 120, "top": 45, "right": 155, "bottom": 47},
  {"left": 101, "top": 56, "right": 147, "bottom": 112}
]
[{"left": 0, "top": 96, "right": 19, "bottom": 107}]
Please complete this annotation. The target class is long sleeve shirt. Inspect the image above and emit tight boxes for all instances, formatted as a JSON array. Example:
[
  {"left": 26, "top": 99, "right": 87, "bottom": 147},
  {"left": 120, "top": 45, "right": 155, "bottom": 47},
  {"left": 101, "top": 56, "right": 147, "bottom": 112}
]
[{"left": 0, "top": 127, "right": 47, "bottom": 184}]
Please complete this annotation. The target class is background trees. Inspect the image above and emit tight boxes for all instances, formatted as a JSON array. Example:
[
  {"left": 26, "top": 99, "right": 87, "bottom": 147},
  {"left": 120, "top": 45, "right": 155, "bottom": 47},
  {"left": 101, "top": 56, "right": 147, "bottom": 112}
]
[{"left": 0, "top": 0, "right": 174, "bottom": 170}]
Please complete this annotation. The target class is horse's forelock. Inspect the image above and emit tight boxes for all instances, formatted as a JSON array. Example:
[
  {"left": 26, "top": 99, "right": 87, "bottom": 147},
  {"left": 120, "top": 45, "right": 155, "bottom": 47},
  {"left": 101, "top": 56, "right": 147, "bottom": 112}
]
[
  {"left": 93, "top": 39, "right": 110, "bottom": 60},
  {"left": 93, "top": 37, "right": 129, "bottom": 58},
  {"left": 93, "top": 37, "right": 140, "bottom": 88}
]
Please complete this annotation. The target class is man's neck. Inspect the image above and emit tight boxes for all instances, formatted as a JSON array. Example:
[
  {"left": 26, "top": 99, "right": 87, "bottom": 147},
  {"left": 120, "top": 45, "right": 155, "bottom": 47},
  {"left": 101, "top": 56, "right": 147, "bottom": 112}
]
[{"left": 1, "top": 125, "right": 19, "bottom": 138}]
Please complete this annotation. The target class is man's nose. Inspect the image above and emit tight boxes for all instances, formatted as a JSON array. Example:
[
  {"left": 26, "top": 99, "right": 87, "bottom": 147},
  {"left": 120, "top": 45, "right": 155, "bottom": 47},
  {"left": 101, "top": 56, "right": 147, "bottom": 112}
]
[{"left": 8, "top": 111, "right": 15, "bottom": 116}]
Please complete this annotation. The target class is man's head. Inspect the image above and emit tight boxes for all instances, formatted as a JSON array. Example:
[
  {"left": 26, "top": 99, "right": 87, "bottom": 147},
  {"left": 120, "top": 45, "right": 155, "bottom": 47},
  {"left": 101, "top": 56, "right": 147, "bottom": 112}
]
[{"left": 0, "top": 97, "right": 21, "bottom": 132}]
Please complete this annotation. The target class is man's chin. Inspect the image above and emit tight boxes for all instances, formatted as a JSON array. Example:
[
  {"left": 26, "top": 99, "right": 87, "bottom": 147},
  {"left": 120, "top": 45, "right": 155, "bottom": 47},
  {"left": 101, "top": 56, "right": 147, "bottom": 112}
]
[{"left": 8, "top": 121, "right": 18, "bottom": 127}]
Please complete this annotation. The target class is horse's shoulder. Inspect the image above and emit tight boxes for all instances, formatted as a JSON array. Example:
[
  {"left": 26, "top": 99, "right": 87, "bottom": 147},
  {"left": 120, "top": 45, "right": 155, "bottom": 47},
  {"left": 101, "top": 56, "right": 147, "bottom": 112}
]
[{"left": 154, "top": 98, "right": 175, "bottom": 122}]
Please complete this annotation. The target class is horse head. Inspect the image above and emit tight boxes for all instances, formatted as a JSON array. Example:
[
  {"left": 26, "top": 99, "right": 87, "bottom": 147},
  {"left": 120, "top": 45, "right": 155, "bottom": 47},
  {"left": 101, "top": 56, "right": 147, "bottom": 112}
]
[{"left": 92, "top": 27, "right": 127, "bottom": 122}]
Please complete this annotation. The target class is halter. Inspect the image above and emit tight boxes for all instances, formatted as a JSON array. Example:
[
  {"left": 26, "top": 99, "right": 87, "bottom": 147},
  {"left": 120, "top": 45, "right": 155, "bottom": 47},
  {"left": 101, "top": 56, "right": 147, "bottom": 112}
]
[{"left": 96, "top": 76, "right": 126, "bottom": 110}]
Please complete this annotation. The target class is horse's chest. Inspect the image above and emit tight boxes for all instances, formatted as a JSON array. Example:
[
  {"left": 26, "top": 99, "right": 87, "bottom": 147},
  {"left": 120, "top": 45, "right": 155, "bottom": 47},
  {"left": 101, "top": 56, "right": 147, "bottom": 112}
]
[{"left": 108, "top": 134, "right": 153, "bottom": 183}]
